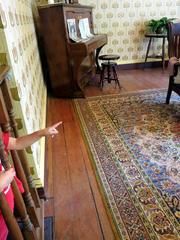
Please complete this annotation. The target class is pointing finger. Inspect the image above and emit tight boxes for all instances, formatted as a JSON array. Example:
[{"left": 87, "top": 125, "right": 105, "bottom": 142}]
[{"left": 53, "top": 122, "right": 62, "bottom": 128}]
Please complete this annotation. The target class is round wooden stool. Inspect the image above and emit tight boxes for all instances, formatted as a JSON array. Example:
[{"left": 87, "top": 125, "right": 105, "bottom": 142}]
[{"left": 98, "top": 54, "right": 121, "bottom": 88}]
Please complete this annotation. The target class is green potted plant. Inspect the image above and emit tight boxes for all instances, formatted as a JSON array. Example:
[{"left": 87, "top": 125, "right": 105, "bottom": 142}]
[{"left": 147, "top": 17, "right": 176, "bottom": 34}]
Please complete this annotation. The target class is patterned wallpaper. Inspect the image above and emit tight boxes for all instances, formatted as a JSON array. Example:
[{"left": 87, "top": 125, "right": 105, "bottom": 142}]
[
  {"left": 79, "top": 0, "right": 180, "bottom": 64},
  {"left": 0, "top": 0, "right": 46, "bottom": 186}
]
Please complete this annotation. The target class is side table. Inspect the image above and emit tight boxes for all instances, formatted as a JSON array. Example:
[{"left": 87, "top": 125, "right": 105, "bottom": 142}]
[{"left": 144, "top": 33, "right": 167, "bottom": 71}]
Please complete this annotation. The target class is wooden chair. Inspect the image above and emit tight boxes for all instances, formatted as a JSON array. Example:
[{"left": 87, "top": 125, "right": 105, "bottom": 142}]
[{"left": 166, "top": 22, "right": 180, "bottom": 104}]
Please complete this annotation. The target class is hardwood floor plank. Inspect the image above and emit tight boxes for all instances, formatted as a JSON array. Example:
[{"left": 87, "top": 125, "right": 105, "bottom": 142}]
[
  {"left": 62, "top": 121, "right": 104, "bottom": 239},
  {"left": 84, "top": 68, "right": 169, "bottom": 96},
  {"left": 53, "top": 122, "right": 75, "bottom": 240},
  {"left": 44, "top": 100, "right": 54, "bottom": 199},
  {"left": 44, "top": 198, "right": 54, "bottom": 217},
  {"left": 47, "top": 100, "right": 109, "bottom": 239}
]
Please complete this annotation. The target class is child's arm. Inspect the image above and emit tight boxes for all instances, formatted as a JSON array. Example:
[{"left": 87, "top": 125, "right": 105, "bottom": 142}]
[
  {"left": 7, "top": 122, "right": 62, "bottom": 150},
  {"left": 0, "top": 168, "right": 15, "bottom": 192}
]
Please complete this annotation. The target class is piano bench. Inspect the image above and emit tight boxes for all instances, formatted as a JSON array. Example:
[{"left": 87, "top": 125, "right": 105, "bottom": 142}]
[{"left": 99, "top": 54, "right": 120, "bottom": 89}]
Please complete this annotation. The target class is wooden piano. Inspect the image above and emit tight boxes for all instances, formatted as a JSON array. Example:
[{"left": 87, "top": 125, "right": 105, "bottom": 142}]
[{"left": 38, "top": 3, "right": 107, "bottom": 97}]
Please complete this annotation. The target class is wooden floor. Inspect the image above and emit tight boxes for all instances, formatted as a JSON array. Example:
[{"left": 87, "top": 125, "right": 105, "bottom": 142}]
[{"left": 45, "top": 68, "right": 169, "bottom": 240}]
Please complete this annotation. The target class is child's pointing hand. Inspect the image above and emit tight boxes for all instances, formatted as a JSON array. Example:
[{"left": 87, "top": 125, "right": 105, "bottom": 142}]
[{"left": 44, "top": 122, "right": 62, "bottom": 138}]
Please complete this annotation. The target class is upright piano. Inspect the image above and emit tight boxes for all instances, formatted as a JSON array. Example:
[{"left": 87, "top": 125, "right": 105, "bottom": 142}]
[{"left": 38, "top": 3, "right": 107, "bottom": 97}]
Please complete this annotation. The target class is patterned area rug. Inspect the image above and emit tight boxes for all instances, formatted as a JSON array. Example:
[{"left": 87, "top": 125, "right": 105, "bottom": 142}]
[{"left": 74, "top": 89, "right": 180, "bottom": 240}]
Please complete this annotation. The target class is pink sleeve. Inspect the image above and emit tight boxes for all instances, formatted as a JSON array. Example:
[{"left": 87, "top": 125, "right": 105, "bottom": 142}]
[{"left": 2, "top": 132, "right": 10, "bottom": 151}]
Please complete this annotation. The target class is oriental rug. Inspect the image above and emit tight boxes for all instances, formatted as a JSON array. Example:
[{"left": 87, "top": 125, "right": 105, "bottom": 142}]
[{"left": 74, "top": 89, "right": 180, "bottom": 240}]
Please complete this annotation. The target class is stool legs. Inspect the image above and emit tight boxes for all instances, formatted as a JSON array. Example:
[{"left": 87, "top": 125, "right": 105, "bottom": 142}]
[
  {"left": 99, "top": 63, "right": 121, "bottom": 89},
  {"left": 112, "top": 65, "right": 121, "bottom": 88},
  {"left": 107, "top": 61, "right": 111, "bottom": 83},
  {"left": 100, "top": 64, "right": 105, "bottom": 88}
]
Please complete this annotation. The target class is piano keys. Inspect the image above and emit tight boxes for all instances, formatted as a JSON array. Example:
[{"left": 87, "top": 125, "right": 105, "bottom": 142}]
[{"left": 38, "top": 3, "right": 107, "bottom": 97}]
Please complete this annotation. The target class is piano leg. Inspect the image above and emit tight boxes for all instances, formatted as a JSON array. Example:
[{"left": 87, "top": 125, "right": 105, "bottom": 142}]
[
  {"left": 71, "top": 57, "right": 85, "bottom": 98},
  {"left": 95, "top": 44, "right": 106, "bottom": 74}
]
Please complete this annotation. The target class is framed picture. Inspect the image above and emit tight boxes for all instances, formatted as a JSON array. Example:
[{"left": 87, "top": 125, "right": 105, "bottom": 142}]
[
  {"left": 67, "top": 19, "right": 81, "bottom": 42},
  {"left": 79, "top": 18, "right": 93, "bottom": 39}
]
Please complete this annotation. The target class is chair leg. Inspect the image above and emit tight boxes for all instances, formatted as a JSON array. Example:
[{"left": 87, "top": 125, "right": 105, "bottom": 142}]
[
  {"left": 166, "top": 76, "right": 174, "bottom": 104},
  {"left": 166, "top": 88, "right": 172, "bottom": 104}
]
